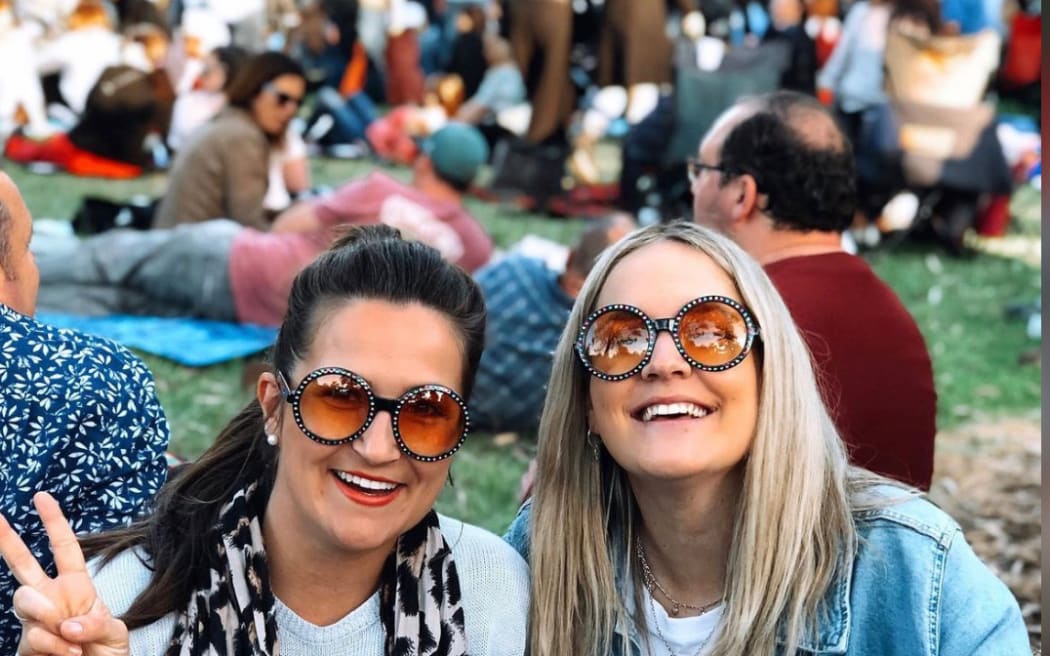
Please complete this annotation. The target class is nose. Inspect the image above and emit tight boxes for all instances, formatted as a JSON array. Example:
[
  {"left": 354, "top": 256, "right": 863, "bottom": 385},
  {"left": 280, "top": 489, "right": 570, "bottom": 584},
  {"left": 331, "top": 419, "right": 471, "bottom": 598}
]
[
  {"left": 351, "top": 410, "right": 402, "bottom": 465},
  {"left": 640, "top": 328, "right": 691, "bottom": 380}
]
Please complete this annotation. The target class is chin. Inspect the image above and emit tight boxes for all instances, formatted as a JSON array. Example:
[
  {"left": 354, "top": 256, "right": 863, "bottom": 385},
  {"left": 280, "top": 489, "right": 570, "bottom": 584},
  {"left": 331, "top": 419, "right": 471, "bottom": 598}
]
[
  {"left": 630, "top": 455, "right": 736, "bottom": 482},
  {"left": 331, "top": 516, "right": 403, "bottom": 554}
]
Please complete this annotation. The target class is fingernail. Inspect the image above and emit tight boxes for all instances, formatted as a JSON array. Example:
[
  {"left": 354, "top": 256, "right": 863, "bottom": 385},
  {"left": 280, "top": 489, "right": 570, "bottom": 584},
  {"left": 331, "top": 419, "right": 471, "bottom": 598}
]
[
  {"left": 65, "top": 621, "right": 83, "bottom": 636},
  {"left": 69, "top": 647, "right": 82, "bottom": 656}
]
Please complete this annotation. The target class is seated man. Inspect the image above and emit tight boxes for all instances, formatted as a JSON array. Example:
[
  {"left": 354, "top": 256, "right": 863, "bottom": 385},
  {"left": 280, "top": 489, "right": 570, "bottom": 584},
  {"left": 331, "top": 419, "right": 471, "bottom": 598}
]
[
  {"left": 690, "top": 90, "right": 937, "bottom": 489},
  {"left": 35, "top": 123, "right": 494, "bottom": 327},
  {"left": 0, "top": 171, "right": 170, "bottom": 651},
  {"left": 471, "top": 213, "right": 635, "bottom": 434}
]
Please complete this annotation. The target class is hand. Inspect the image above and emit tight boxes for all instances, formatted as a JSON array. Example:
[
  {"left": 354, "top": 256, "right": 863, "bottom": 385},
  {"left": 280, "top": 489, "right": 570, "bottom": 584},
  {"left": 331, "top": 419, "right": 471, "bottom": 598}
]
[
  {"left": 681, "top": 11, "right": 707, "bottom": 40},
  {"left": 0, "top": 492, "right": 130, "bottom": 656}
]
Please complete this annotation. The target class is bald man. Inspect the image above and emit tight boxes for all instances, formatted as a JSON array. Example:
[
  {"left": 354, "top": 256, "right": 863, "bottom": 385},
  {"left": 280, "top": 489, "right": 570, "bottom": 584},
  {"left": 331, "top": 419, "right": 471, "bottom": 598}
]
[
  {"left": 689, "top": 90, "right": 937, "bottom": 490},
  {"left": 0, "top": 171, "right": 168, "bottom": 651}
]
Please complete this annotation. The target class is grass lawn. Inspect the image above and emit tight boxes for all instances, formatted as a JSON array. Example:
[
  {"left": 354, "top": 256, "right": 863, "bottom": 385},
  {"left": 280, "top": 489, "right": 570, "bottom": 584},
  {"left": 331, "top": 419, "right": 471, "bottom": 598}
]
[{"left": 8, "top": 160, "right": 1041, "bottom": 534}]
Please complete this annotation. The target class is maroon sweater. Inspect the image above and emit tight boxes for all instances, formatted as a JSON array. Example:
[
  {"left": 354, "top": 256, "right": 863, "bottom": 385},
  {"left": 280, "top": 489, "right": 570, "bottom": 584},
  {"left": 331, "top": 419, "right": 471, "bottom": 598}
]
[{"left": 765, "top": 252, "right": 937, "bottom": 489}]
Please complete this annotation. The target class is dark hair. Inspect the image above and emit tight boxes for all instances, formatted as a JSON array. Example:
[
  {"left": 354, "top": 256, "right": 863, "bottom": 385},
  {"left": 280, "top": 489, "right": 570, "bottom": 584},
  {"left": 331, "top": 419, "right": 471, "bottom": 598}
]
[
  {"left": 80, "top": 224, "right": 487, "bottom": 629},
  {"left": 224, "top": 51, "right": 305, "bottom": 110},
  {"left": 568, "top": 213, "right": 637, "bottom": 277},
  {"left": 211, "top": 45, "right": 250, "bottom": 92},
  {"left": 718, "top": 91, "right": 856, "bottom": 232},
  {"left": 891, "top": 0, "right": 943, "bottom": 33}
]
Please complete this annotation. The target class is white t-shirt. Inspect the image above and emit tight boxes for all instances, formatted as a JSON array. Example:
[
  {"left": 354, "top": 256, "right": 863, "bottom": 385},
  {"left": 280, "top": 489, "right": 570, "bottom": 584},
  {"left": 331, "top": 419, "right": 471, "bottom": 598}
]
[
  {"left": 36, "top": 27, "right": 123, "bottom": 113},
  {"left": 637, "top": 586, "right": 723, "bottom": 656}
]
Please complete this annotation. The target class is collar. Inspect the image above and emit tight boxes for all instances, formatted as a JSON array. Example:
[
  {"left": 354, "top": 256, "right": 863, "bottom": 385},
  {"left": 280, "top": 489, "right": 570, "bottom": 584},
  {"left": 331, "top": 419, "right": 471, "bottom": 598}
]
[{"left": 0, "top": 301, "right": 30, "bottom": 322}]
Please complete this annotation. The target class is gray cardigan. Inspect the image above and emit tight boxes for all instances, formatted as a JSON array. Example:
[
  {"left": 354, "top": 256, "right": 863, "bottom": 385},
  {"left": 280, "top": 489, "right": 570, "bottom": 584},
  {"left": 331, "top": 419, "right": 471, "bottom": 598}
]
[
  {"left": 91, "top": 515, "right": 530, "bottom": 655},
  {"left": 154, "top": 107, "right": 271, "bottom": 231}
]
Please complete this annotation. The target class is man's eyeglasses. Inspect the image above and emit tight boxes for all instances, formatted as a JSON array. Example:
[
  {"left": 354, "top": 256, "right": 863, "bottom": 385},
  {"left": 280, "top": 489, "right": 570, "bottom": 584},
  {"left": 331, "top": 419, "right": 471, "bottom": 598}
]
[
  {"left": 262, "top": 82, "right": 303, "bottom": 109},
  {"left": 576, "top": 296, "right": 761, "bottom": 381},
  {"left": 687, "top": 158, "right": 726, "bottom": 184},
  {"left": 277, "top": 367, "right": 470, "bottom": 462}
]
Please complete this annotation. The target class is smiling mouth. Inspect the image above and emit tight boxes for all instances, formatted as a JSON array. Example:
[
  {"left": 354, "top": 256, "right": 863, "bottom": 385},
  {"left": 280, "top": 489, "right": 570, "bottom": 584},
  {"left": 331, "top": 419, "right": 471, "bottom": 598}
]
[
  {"left": 333, "top": 471, "right": 402, "bottom": 496},
  {"left": 633, "top": 402, "right": 713, "bottom": 422}
]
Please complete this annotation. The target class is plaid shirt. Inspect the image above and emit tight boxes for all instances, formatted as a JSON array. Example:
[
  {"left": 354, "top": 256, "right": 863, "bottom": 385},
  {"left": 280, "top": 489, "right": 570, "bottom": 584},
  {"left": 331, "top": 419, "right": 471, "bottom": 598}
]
[
  {"left": 0, "top": 304, "right": 169, "bottom": 652},
  {"left": 471, "top": 255, "right": 574, "bottom": 434}
]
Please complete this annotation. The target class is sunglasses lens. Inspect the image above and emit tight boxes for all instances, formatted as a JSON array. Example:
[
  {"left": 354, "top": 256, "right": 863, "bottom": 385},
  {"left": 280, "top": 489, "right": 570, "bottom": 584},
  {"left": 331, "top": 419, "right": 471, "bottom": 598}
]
[
  {"left": 582, "top": 310, "right": 650, "bottom": 376},
  {"left": 397, "top": 388, "right": 466, "bottom": 458},
  {"left": 678, "top": 301, "right": 751, "bottom": 367},
  {"left": 299, "top": 373, "right": 371, "bottom": 440}
]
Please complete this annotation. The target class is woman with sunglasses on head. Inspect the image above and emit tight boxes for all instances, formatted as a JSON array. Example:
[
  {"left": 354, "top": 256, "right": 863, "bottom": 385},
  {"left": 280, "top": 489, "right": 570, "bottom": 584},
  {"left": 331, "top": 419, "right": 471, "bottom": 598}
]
[
  {"left": 154, "top": 51, "right": 307, "bottom": 231},
  {"left": 505, "top": 221, "right": 1028, "bottom": 655},
  {"left": 0, "top": 225, "right": 529, "bottom": 656}
]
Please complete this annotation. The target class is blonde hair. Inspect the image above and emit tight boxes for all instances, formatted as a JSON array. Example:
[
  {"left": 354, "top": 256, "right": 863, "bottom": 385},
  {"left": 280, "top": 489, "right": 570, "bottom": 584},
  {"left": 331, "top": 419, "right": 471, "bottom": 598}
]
[
  {"left": 68, "top": 0, "right": 112, "bottom": 30},
  {"left": 528, "top": 221, "right": 886, "bottom": 655}
]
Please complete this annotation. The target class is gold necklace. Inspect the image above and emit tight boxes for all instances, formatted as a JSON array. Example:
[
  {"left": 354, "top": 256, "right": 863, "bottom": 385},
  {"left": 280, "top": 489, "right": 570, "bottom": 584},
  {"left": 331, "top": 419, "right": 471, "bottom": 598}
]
[{"left": 636, "top": 540, "right": 722, "bottom": 618}]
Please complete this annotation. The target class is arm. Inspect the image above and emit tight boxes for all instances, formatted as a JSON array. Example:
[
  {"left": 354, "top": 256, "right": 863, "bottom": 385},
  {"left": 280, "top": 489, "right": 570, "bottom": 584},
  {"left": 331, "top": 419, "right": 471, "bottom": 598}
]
[
  {"left": 282, "top": 157, "right": 311, "bottom": 196},
  {"left": 281, "top": 129, "right": 311, "bottom": 195},
  {"left": 270, "top": 201, "right": 323, "bottom": 233},
  {"left": 454, "top": 100, "right": 489, "bottom": 125},
  {"left": 816, "top": 4, "right": 863, "bottom": 93},
  {"left": 33, "top": 34, "right": 70, "bottom": 76},
  {"left": 937, "top": 530, "right": 1030, "bottom": 655},
  {"left": 222, "top": 135, "right": 271, "bottom": 231}
]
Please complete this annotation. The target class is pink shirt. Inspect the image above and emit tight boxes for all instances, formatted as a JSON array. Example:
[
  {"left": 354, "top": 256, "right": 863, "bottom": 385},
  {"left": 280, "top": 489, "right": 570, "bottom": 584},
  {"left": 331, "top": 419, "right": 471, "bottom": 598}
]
[{"left": 228, "top": 172, "right": 492, "bottom": 326}]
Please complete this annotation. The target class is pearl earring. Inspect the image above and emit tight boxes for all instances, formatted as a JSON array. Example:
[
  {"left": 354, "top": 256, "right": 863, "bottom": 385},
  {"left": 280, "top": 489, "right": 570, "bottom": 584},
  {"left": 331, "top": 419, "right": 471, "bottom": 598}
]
[{"left": 266, "top": 433, "right": 278, "bottom": 446}]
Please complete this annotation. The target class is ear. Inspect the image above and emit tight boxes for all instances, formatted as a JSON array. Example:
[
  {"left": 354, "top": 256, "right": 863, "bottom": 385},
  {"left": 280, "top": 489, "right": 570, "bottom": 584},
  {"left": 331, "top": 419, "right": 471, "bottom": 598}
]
[
  {"left": 727, "top": 173, "right": 761, "bottom": 225},
  {"left": 413, "top": 152, "right": 434, "bottom": 177},
  {"left": 585, "top": 400, "right": 598, "bottom": 436},
  {"left": 257, "top": 371, "right": 283, "bottom": 432}
]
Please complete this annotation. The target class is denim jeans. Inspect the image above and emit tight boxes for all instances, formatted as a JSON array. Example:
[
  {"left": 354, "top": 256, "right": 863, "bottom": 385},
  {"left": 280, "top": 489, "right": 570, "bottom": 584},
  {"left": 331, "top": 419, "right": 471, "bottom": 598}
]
[
  {"left": 36, "top": 219, "right": 240, "bottom": 321},
  {"left": 311, "top": 87, "right": 379, "bottom": 144}
]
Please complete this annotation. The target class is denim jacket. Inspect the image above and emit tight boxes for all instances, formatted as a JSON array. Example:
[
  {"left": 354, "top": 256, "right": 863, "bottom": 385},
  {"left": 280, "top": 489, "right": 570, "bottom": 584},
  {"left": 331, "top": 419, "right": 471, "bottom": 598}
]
[{"left": 503, "top": 488, "right": 1030, "bottom": 655}]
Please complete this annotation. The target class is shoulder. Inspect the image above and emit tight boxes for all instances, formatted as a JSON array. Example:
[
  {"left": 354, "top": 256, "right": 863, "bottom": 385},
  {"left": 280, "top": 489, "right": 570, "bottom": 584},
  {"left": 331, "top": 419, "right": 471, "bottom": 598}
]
[
  {"left": 476, "top": 254, "right": 544, "bottom": 288},
  {"left": 439, "top": 515, "right": 530, "bottom": 655},
  {"left": 90, "top": 548, "right": 178, "bottom": 654},
  {"left": 765, "top": 253, "right": 906, "bottom": 311},
  {"left": 501, "top": 500, "right": 532, "bottom": 563},
  {"left": 202, "top": 110, "right": 268, "bottom": 148},
  {"left": 90, "top": 547, "right": 154, "bottom": 617},
  {"left": 853, "top": 485, "right": 958, "bottom": 537},
  {"left": 1, "top": 306, "right": 158, "bottom": 389},
  {"left": 439, "top": 514, "right": 530, "bottom": 582},
  {"left": 846, "top": 486, "right": 1029, "bottom": 652}
]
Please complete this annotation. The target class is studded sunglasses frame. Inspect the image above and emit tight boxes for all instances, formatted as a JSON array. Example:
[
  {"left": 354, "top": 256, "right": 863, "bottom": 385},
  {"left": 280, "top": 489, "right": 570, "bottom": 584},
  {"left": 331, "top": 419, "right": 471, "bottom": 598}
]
[
  {"left": 277, "top": 366, "right": 470, "bottom": 462},
  {"left": 575, "top": 295, "right": 761, "bottom": 382}
]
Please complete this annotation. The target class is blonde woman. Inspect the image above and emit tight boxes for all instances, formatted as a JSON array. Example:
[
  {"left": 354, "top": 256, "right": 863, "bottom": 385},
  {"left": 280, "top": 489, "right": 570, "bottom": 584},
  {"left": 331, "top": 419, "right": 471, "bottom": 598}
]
[{"left": 504, "top": 221, "right": 1028, "bottom": 655}]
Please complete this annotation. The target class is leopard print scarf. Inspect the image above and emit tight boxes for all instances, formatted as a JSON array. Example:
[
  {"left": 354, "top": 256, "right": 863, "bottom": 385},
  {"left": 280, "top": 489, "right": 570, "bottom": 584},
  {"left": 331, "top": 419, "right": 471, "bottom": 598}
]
[{"left": 165, "top": 483, "right": 467, "bottom": 656}]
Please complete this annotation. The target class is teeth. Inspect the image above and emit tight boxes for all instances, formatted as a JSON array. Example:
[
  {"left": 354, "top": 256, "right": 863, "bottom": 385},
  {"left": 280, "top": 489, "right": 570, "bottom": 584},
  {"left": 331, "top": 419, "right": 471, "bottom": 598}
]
[
  {"left": 334, "top": 471, "right": 398, "bottom": 491},
  {"left": 641, "top": 403, "right": 710, "bottom": 422}
]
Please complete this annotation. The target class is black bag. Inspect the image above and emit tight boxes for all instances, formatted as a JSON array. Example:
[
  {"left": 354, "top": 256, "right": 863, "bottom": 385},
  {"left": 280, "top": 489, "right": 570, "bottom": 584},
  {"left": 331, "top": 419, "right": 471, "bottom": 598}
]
[
  {"left": 72, "top": 196, "right": 158, "bottom": 234},
  {"left": 488, "top": 138, "right": 568, "bottom": 207}
]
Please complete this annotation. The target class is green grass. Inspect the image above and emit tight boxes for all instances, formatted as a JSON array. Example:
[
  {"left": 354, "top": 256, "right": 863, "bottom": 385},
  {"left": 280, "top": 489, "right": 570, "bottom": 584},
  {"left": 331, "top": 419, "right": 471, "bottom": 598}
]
[{"left": 9, "top": 161, "right": 1040, "bottom": 533}]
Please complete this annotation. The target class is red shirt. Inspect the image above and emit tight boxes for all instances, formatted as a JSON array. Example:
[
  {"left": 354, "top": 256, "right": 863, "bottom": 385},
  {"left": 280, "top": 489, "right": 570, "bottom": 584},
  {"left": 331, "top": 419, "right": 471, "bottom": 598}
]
[
  {"left": 228, "top": 172, "right": 493, "bottom": 326},
  {"left": 765, "top": 252, "right": 937, "bottom": 489}
]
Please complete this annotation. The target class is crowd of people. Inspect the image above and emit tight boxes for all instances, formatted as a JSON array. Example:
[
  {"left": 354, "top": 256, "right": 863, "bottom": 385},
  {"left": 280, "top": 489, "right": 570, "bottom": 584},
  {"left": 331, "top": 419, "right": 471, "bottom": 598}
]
[{"left": 0, "top": 0, "right": 1040, "bottom": 654}]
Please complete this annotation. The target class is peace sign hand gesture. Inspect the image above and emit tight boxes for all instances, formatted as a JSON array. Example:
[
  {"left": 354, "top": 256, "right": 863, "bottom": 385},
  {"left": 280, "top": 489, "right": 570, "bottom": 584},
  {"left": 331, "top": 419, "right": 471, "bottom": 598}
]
[{"left": 0, "top": 492, "right": 130, "bottom": 656}]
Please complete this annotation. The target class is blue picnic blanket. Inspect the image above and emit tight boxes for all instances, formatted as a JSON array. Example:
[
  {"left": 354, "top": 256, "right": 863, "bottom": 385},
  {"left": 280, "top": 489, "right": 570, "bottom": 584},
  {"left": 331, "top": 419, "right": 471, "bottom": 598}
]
[{"left": 35, "top": 313, "right": 278, "bottom": 367}]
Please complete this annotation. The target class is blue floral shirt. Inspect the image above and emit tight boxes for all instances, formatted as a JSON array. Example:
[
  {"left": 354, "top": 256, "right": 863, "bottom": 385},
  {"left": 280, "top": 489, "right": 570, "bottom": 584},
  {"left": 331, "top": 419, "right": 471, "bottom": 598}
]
[{"left": 0, "top": 304, "right": 170, "bottom": 651}]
